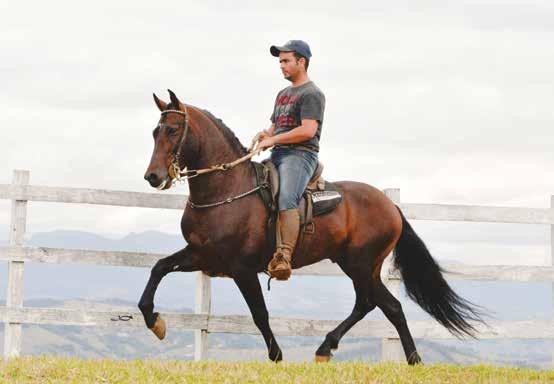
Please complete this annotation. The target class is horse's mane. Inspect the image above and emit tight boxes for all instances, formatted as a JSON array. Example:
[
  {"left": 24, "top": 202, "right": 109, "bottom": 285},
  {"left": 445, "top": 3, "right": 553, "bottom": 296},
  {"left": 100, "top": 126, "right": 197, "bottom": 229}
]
[{"left": 200, "top": 109, "right": 248, "bottom": 156}]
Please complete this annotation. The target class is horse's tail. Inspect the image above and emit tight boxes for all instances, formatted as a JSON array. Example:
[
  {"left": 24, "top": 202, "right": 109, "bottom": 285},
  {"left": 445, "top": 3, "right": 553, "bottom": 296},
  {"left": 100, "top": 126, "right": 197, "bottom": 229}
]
[{"left": 393, "top": 206, "right": 486, "bottom": 338}]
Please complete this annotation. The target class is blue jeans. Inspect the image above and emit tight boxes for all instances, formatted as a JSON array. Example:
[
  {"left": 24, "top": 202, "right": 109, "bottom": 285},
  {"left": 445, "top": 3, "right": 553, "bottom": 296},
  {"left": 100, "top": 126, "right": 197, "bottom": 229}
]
[{"left": 270, "top": 147, "right": 318, "bottom": 211}]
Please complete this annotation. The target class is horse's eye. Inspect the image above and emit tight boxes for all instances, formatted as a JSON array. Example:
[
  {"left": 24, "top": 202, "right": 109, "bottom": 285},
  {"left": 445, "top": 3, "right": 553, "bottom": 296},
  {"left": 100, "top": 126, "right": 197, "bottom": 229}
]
[
  {"left": 153, "top": 127, "right": 159, "bottom": 138},
  {"left": 167, "top": 127, "right": 177, "bottom": 136}
]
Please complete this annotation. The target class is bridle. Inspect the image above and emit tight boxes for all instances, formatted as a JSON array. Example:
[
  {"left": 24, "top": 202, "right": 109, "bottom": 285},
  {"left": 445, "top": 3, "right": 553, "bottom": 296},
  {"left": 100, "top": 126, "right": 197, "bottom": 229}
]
[
  {"left": 157, "top": 109, "right": 190, "bottom": 181},
  {"left": 156, "top": 108, "right": 269, "bottom": 209}
]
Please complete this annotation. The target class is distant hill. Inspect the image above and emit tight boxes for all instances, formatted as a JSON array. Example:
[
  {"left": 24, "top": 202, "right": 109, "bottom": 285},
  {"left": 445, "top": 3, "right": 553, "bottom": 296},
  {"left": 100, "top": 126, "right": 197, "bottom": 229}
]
[{"left": 27, "top": 229, "right": 186, "bottom": 254}]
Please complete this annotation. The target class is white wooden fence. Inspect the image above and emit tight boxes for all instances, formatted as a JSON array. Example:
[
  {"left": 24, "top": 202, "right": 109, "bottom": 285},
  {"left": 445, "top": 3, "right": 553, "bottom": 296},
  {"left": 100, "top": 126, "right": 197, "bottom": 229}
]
[{"left": 1, "top": 170, "right": 553, "bottom": 365}]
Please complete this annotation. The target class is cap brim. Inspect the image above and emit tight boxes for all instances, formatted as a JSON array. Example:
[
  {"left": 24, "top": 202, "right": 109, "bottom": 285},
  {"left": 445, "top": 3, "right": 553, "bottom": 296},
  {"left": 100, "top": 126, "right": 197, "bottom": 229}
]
[{"left": 270, "top": 45, "right": 293, "bottom": 57}]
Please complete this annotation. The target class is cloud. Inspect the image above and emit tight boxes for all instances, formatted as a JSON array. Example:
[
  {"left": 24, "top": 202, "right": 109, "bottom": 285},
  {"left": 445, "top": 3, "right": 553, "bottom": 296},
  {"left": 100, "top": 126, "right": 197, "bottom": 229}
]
[{"left": 1, "top": 0, "right": 552, "bottom": 242}]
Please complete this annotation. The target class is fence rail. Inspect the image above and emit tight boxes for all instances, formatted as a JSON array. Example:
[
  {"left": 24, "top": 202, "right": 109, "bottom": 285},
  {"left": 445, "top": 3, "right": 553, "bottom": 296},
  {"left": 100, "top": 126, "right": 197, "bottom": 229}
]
[
  {"left": 1, "top": 307, "right": 553, "bottom": 339},
  {"left": 1, "top": 170, "right": 553, "bottom": 365},
  {"left": 1, "top": 183, "right": 553, "bottom": 224},
  {"left": 1, "top": 246, "right": 552, "bottom": 281}
]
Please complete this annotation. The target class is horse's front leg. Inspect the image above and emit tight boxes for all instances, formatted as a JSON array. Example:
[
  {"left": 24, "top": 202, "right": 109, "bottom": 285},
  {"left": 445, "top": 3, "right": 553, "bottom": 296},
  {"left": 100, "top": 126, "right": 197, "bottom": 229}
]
[
  {"left": 138, "top": 246, "right": 199, "bottom": 339},
  {"left": 233, "top": 270, "right": 282, "bottom": 362}
]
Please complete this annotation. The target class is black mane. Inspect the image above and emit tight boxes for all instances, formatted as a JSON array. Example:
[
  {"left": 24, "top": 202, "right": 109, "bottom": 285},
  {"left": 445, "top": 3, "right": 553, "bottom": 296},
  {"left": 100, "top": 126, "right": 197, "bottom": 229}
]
[{"left": 201, "top": 109, "right": 248, "bottom": 156}]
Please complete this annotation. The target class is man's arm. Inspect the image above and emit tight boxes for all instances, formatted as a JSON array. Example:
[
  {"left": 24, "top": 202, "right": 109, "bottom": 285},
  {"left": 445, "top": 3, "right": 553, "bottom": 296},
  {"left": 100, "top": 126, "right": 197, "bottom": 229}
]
[
  {"left": 271, "top": 119, "right": 317, "bottom": 144},
  {"left": 258, "top": 119, "right": 317, "bottom": 149}
]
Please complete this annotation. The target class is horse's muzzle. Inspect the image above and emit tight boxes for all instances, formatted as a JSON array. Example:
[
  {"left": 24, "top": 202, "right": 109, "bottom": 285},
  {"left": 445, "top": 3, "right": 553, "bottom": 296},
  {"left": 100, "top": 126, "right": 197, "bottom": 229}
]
[
  {"left": 144, "top": 172, "right": 160, "bottom": 186},
  {"left": 144, "top": 172, "right": 170, "bottom": 190}
]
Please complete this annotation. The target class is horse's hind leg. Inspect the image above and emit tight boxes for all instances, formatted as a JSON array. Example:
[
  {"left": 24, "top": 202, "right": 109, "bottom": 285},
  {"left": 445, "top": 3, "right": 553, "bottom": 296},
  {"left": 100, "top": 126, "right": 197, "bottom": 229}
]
[
  {"left": 315, "top": 260, "right": 376, "bottom": 362},
  {"left": 138, "top": 246, "right": 199, "bottom": 339},
  {"left": 373, "top": 278, "right": 422, "bottom": 365}
]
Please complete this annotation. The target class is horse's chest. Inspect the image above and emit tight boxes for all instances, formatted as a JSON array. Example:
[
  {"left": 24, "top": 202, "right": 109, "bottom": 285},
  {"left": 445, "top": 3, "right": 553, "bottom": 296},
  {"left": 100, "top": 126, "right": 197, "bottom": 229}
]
[{"left": 185, "top": 230, "right": 235, "bottom": 270}]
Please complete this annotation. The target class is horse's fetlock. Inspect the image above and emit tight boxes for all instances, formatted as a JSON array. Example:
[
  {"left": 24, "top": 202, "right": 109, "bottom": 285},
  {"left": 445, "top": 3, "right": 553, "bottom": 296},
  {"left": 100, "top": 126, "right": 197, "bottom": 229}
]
[
  {"left": 407, "top": 351, "right": 422, "bottom": 365},
  {"left": 320, "top": 333, "right": 339, "bottom": 351},
  {"left": 138, "top": 300, "right": 153, "bottom": 314},
  {"left": 327, "top": 335, "right": 339, "bottom": 350},
  {"left": 315, "top": 344, "right": 331, "bottom": 356},
  {"left": 269, "top": 348, "right": 283, "bottom": 362}
]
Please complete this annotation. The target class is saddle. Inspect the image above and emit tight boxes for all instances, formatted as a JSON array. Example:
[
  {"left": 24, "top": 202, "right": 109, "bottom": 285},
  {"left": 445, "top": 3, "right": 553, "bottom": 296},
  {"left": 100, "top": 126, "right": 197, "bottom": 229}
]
[{"left": 253, "top": 159, "right": 343, "bottom": 257}]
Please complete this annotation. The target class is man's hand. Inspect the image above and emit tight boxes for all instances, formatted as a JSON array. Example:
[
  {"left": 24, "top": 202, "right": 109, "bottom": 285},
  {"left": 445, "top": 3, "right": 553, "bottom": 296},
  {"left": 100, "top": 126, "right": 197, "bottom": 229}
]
[
  {"left": 255, "top": 130, "right": 270, "bottom": 142},
  {"left": 257, "top": 129, "right": 270, "bottom": 142},
  {"left": 258, "top": 136, "right": 276, "bottom": 150},
  {"left": 249, "top": 130, "right": 270, "bottom": 151}
]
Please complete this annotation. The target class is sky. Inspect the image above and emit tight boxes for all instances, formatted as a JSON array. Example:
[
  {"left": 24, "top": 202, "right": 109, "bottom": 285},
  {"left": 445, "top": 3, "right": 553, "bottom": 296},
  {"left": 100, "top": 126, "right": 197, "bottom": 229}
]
[{"left": 0, "top": 0, "right": 553, "bottom": 265}]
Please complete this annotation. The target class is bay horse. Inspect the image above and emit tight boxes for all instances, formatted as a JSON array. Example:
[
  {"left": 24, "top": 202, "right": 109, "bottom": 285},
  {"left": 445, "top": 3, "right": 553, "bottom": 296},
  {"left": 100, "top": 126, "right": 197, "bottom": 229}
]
[{"left": 138, "top": 90, "right": 485, "bottom": 364}]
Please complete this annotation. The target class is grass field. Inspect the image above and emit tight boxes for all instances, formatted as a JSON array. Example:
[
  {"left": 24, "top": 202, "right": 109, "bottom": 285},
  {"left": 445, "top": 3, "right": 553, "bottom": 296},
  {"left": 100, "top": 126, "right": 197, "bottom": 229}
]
[{"left": 1, "top": 357, "right": 553, "bottom": 383}]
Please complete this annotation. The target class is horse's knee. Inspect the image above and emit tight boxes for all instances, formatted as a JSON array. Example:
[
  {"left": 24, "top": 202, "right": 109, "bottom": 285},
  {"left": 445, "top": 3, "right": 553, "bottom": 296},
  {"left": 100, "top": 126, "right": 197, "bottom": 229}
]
[{"left": 151, "top": 259, "right": 169, "bottom": 277}]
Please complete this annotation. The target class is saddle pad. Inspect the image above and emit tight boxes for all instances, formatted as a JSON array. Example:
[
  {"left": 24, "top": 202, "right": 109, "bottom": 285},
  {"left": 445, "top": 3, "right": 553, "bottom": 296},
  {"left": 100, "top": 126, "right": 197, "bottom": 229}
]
[{"left": 310, "top": 182, "right": 342, "bottom": 216}]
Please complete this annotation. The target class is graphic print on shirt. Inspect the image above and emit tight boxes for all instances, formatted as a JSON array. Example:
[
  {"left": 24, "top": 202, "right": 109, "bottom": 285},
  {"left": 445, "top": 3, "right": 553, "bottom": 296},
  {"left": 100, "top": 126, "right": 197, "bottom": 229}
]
[
  {"left": 270, "top": 81, "right": 325, "bottom": 153},
  {"left": 275, "top": 94, "right": 300, "bottom": 129}
]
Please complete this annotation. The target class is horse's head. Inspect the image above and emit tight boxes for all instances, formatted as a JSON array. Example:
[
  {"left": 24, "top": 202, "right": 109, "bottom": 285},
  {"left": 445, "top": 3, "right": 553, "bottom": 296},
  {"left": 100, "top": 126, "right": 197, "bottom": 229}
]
[{"left": 144, "top": 89, "right": 190, "bottom": 190}]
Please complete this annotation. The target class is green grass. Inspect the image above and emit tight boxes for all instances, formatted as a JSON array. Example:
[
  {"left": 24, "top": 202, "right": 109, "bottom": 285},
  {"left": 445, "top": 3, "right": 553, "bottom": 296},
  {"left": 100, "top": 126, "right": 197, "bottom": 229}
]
[{"left": 1, "top": 357, "right": 553, "bottom": 383}]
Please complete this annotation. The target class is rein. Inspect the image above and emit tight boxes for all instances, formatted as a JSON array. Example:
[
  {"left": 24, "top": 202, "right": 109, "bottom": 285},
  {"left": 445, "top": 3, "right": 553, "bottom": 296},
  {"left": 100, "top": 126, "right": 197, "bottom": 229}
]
[
  {"left": 160, "top": 109, "right": 270, "bottom": 209},
  {"left": 178, "top": 147, "right": 264, "bottom": 180}
]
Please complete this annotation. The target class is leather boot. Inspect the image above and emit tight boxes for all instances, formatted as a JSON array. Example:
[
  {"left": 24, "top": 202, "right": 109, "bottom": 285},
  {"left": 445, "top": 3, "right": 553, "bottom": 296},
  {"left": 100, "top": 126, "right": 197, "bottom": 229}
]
[{"left": 268, "top": 208, "right": 300, "bottom": 280}]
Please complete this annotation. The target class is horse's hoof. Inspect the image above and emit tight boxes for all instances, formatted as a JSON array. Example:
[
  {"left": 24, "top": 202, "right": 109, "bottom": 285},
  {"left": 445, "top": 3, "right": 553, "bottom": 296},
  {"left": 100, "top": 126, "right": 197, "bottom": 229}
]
[
  {"left": 408, "top": 351, "right": 423, "bottom": 365},
  {"left": 149, "top": 313, "right": 166, "bottom": 340},
  {"left": 315, "top": 354, "right": 331, "bottom": 363},
  {"left": 270, "top": 351, "right": 283, "bottom": 363}
]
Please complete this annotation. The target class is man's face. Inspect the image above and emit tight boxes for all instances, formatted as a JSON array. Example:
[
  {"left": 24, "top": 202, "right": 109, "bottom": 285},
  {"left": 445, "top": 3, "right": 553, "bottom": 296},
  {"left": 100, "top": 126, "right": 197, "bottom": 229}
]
[{"left": 279, "top": 51, "right": 304, "bottom": 81}]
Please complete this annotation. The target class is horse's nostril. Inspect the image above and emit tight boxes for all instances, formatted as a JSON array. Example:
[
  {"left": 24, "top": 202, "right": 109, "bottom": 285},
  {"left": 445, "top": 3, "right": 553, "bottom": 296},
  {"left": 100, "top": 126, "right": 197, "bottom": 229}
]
[{"left": 145, "top": 173, "right": 158, "bottom": 183}]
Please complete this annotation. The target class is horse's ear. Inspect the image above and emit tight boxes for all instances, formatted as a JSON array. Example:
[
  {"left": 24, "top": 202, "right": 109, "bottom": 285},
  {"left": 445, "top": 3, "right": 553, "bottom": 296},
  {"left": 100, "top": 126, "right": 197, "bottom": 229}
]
[
  {"left": 153, "top": 93, "right": 167, "bottom": 111},
  {"left": 167, "top": 89, "right": 185, "bottom": 111}
]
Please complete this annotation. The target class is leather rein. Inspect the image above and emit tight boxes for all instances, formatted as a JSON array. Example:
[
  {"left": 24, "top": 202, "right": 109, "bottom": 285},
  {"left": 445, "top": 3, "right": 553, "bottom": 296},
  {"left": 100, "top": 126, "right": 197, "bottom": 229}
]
[{"left": 159, "top": 109, "right": 268, "bottom": 209}]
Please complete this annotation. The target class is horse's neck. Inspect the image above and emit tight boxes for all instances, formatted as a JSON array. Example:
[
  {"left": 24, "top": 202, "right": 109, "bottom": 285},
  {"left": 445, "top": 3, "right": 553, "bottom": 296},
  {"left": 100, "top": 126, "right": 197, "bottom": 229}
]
[{"left": 187, "top": 126, "right": 254, "bottom": 204}]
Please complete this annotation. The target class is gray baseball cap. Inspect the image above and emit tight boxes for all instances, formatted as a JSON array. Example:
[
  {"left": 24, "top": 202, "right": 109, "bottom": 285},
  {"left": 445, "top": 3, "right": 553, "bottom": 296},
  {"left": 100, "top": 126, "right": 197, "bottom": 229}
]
[{"left": 270, "top": 40, "right": 312, "bottom": 59}]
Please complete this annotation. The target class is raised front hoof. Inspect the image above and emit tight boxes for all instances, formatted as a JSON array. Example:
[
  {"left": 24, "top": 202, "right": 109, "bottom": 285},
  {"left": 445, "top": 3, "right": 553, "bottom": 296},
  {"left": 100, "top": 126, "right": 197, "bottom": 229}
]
[
  {"left": 315, "top": 354, "right": 332, "bottom": 363},
  {"left": 149, "top": 313, "right": 166, "bottom": 340}
]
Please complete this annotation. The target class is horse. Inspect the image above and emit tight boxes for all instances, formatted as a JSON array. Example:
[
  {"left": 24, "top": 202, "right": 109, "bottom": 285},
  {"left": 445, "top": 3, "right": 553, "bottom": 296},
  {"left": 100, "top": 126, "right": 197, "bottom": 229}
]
[{"left": 138, "top": 89, "right": 485, "bottom": 364}]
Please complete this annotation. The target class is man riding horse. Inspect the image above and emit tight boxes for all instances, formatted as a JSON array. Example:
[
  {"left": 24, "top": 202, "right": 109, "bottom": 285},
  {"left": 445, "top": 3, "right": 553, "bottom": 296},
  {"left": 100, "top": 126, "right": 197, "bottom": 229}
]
[
  {"left": 139, "top": 41, "right": 486, "bottom": 364},
  {"left": 254, "top": 40, "right": 325, "bottom": 281}
]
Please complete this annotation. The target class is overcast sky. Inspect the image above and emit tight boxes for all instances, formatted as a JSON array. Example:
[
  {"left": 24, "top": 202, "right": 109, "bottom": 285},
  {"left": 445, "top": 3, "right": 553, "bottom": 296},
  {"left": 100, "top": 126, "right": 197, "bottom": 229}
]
[{"left": 1, "top": 0, "right": 552, "bottom": 265}]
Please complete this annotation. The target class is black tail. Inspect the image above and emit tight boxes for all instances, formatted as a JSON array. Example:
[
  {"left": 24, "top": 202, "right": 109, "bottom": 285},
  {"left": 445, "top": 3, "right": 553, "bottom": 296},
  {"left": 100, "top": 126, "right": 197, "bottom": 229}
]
[{"left": 393, "top": 206, "right": 487, "bottom": 338}]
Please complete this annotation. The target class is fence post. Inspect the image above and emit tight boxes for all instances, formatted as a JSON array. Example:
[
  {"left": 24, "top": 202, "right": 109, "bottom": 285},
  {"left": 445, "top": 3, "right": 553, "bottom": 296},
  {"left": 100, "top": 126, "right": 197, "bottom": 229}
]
[
  {"left": 381, "top": 188, "right": 404, "bottom": 362},
  {"left": 194, "top": 271, "right": 211, "bottom": 361},
  {"left": 3, "top": 170, "right": 29, "bottom": 360},
  {"left": 551, "top": 195, "right": 553, "bottom": 368}
]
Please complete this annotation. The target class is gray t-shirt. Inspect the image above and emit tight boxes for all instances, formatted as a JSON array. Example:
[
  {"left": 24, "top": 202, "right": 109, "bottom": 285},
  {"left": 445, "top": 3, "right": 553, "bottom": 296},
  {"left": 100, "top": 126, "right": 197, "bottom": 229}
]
[{"left": 270, "top": 81, "right": 325, "bottom": 153}]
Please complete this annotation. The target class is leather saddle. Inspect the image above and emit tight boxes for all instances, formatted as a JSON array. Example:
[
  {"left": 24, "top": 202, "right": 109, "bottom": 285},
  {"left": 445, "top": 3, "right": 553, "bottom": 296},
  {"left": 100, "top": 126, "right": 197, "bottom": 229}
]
[{"left": 252, "top": 159, "right": 343, "bottom": 257}]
